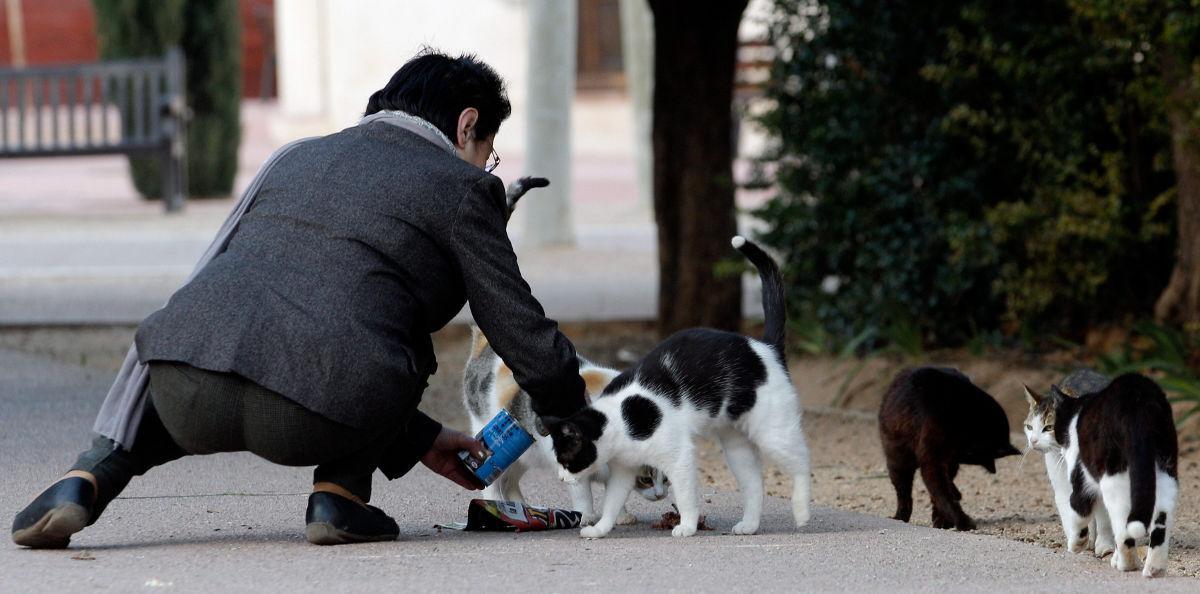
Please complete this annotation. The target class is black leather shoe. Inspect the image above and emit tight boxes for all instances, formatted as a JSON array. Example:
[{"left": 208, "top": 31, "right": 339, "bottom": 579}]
[
  {"left": 12, "top": 477, "right": 94, "bottom": 549},
  {"left": 304, "top": 491, "right": 398, "bottom": 545}
]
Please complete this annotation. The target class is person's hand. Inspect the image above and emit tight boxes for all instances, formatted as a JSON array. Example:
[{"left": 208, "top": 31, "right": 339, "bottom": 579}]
[{"left": 420, "top": 427, "right": 488, "bottom": 490}]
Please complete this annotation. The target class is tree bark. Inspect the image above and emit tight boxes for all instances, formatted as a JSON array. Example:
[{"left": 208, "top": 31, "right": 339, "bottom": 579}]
[
  {"left": 646, "top": 0, "right": 748, "bottom": 337},
  {"left": 1154, "top": 51, "right": 1200, "bottom": 324}
]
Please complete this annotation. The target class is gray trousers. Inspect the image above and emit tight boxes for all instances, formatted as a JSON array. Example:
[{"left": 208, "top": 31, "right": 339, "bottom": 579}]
[{"left": 72, "top": 362, "right": 419, "bottom": 518}]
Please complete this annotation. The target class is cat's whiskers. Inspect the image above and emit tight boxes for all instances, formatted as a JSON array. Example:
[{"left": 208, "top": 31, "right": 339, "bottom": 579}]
[{"left": 1016, "top": 446, "right": 1032, "bottom": 473}]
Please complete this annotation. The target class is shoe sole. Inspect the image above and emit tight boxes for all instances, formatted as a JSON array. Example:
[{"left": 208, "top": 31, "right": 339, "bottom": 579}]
[
  {"left": 11, "top": 503, "right": 89, "bottom": 549},
  {"left": 305, "top": 522, "right": 397, "bottom": 546}
]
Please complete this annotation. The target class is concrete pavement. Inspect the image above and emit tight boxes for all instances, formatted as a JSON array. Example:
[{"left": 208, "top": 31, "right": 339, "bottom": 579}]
[{"left": 1, "top": 348, "right": 1195, "bottom": 592}]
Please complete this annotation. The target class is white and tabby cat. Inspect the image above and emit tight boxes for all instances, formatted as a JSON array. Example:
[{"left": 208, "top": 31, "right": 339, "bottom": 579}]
[
  {"left": 1024, "top": 373, "right": 1179, "bottom": 577},
  {"left": 1024, "top": 370, "right": 1112, "bottom": 558},
  {"left": 545, "top": 236, "right": 811, "bottom": 538},
  {"left": 462, "top": 328, "right": 670, "bottom": 525}
]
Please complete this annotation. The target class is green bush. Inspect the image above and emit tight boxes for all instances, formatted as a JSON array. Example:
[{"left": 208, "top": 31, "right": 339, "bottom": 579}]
[
  {"left": 93, "top": 0, "right": 241, "bottom": 199},
  {"left": 753, "top": 0, "right": 1175, "bottom": 349}
]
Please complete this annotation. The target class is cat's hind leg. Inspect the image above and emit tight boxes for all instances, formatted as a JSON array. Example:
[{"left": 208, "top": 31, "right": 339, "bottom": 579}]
[
  {"left": 1142, "top": 473, "right": 1178, "bottom": 578},
  {"left": 579, "top": 465, "right": 636, "bottom": 539},
  {"left": 884, "top": 446, "right": 917, "bottom": 522},
  {"left": 718, "top": 429, "right": 764, "bottom": 535},
  {"left": 751, "top": 413, "right": 811, "bottom": 528},
  {"left": 1059, "top": 459, "right": 1099, "bottom": 554},
  {"left": 1098, "top": 473, "right": 1138, "bottom": 571},
  {"left": 1092, "top": 504, "right": 1114, "bottom": 558},
  {"left": 919, "top": 463, "right": 974, "bottom": 531}
]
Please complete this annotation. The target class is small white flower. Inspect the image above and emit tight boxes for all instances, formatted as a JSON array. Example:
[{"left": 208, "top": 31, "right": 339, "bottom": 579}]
[{"left": 821, "top": 275, "right": 841, "bottom": 295}]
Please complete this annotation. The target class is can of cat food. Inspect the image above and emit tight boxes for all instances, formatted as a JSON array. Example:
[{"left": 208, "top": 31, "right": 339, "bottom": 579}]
[{"left": 458, "top": 409, "right": 535, "bottom": 486}]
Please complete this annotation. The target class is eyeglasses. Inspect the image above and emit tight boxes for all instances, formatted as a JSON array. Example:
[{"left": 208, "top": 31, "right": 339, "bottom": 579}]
[{"left": 485, "top": 148, "right": 500, "bottom": 173}]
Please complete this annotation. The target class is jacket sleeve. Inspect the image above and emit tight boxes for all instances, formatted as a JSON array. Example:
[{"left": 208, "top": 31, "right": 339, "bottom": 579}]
[
  {"left": 378, "top": 410, "right": 443, "bottom": 480},
  {"left": 448, "top": 176, "right": 587, "bottom": 421}
]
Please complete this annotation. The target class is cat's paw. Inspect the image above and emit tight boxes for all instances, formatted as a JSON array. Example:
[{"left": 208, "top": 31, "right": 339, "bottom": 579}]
[
  {"left": 954, "top": 515, "right": 976, "bottom": 531},
  {"left": 731, "top": 520, "right": 759, "bottom": 535},
  {"left": 671, "top": 524, "right": 697, "bottom": 538},
  {"left": 616, "top": 511, "right": 638, "bottom": 526},
  {"left": 580, "top": 512, "right": 600, "bottom": 526},
  {"left": 793, "top": 503, "right": 810, "bottom": 527},
  {"left": 931, "top": 512, "right": 953, "bottom": 530},
  {"left": 580, "top": 525, "right": 610, "bottom": 539},
  {"left": 1068, "top": 537, "right": 1089, "bottom": 554},
  {"left": 1142, "top": 563, "right": 1166, "bottom": 579},
  {"left": 1094, "top": 540, "right": 1115, "bottom": 558},
  {"left": 1114, "top": 548, "right": 1139, "bottom": 572}
]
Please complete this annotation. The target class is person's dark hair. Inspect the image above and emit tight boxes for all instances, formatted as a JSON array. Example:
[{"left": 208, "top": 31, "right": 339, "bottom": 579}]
[{"left": 365, "top": 49, "right": 512, "bottom": 143}]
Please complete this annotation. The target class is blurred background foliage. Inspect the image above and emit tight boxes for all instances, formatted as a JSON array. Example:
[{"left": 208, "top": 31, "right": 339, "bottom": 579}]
[
  {"left": 752, "top": 0, "right": 1197, "bottom": 352},
  {"left": 94, "top": 0, "right": 241, "bottom": 199}
]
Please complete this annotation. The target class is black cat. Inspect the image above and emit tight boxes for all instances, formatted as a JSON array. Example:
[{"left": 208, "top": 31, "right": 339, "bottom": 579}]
[{"left": 879, "top": 367, "right": 1020, "bottom": 530}]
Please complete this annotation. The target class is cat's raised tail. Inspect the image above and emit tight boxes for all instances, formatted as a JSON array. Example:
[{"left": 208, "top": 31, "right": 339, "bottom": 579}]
[{"left": 731, "top": 236, "right": 786, "bottom": 354}]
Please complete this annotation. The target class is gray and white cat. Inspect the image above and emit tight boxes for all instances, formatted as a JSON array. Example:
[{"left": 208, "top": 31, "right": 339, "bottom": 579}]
[
  {"left": 462, "top": 328, "right": 670, "bottom": 525},
  {"left": 545, "top": 236, "right": 811, "bottom": 538},
  {"left": 1024, "top": 371, "right": 1179, "bottom": 577}
]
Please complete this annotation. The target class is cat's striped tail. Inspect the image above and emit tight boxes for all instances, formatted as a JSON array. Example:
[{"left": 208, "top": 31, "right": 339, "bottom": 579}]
[{"left": 732, "top": 236, "right": 786, "bottom": 354}]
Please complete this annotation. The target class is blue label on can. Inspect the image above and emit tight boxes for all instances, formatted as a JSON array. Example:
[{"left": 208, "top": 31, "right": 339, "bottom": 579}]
[{"left": 458, "top": 409, "right": 535, "bottom": 486}]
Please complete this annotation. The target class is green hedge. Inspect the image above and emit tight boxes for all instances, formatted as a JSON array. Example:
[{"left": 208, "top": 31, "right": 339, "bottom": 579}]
[
  {"left": 753, "top": 0, "right": 1175, "bottom": 349},
  {"left": 93, "top": 0, "right": 241, "bottom": 199}
]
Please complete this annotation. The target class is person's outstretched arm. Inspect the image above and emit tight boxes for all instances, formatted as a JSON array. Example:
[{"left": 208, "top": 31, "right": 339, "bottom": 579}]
[{"left": 449, "top": 176, "right": 587, "bottom": 422}]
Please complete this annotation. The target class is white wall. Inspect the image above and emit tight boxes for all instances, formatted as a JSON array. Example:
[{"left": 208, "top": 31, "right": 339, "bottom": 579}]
[
  {"left": 273, "top": 0, "right": 775, "bottom": 159},
  {"left": 274, "top": 0, "right": 531, "bottom": 154}
]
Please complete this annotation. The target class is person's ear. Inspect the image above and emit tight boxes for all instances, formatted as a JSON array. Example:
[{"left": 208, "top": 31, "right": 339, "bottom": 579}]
[{"left": 456, "top": 107, "right": 480, "bottom": 148}]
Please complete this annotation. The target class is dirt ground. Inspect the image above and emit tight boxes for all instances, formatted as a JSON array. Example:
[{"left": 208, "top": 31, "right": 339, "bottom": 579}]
[{"left": 5, "top": 323, "right": 1198, "bottom": 577}]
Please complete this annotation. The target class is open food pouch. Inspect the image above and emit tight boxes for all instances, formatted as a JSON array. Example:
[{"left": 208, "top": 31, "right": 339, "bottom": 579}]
[{"left": 438, "top": 499, "right": 582, "bottom": 532}]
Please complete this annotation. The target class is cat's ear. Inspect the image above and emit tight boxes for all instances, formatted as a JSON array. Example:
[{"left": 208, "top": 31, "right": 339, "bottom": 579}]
[
  {"left": 1023, "top": 384, "right": 1043, "bottom": 406},
  {"left": 981, "top": 458, "right": 997, "bottom": 474},
  {"left": 547, "top": 418, "right": 583, "bottom": 457}
]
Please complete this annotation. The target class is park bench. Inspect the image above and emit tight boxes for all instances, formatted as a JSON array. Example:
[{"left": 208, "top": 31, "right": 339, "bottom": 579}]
[{"left": 0, "top": 48, "right": 188, "bottom": 212}]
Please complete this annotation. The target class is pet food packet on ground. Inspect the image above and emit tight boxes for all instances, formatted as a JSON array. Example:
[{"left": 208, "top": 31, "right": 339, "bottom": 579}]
[{"left": 438, "top": 499, "right": 583, "bottom": 532}]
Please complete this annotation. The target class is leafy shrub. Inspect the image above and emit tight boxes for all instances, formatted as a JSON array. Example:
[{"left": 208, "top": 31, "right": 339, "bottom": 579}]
[
  {"left": 1091, "top": 321, "right": 1200, "bottom": 428},
  {"left": 753, "top": 0, "right": 1175, "bottom": 349}
]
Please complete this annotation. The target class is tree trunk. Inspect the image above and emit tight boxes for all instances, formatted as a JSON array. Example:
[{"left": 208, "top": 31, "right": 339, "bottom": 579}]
[
  {"left": 647, "top": 0, "right": 748, "bottom": 337},
  {"left": 1154, "top": 51, "right": 1200, "bottom": 325}
]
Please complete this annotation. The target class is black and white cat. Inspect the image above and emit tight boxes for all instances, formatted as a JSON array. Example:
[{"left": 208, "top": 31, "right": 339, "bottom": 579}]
[
  {"left": 462, "top": 328, "right": 670, "bottom": 525},
  {"left": 545, "top": 236, "right": 811, "bottom": 538},
  {"left": 1024, "top": 373, "right": 1179, "bottom": 577}
]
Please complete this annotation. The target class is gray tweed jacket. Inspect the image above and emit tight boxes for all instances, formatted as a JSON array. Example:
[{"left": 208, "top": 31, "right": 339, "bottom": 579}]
[{"left": 135, "top": 120, "right": 586, "bottom": 439}]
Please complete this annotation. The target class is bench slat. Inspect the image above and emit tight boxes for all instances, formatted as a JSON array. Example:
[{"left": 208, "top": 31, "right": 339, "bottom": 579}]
[
  {"left": 132, "top": 70, "right": 144, "bottom": 144},
  {"left": 50, "top": 76, "right": 60, "bottom": 149},
  {"left": 1, "top": 79, "right": 8, "bottom": 150}
]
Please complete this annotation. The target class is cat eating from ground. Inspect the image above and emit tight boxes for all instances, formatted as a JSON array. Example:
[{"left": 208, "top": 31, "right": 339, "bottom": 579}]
[
  {"left": 879, "top": 367, "right": 1020, "bottom": 531},
  {"left": 1024, "top": 373, "right": 1179, "bottom": 577},
  {"left": 462, "top": 328, "right": 669, "bottom": 525},
  {"left": 544, "top": 236, "right": 811, "bottom": 538}
]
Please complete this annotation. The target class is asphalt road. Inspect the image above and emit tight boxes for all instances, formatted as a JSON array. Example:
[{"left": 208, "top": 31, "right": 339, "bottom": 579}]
[{"left": 0, "top": 348, "right": 1194, "bottom": 592}]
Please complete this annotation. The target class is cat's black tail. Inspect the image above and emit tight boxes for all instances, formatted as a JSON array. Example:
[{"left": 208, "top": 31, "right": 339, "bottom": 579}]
[{"left": 732, "top": 236, "right": 786, "bottom": 354}]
